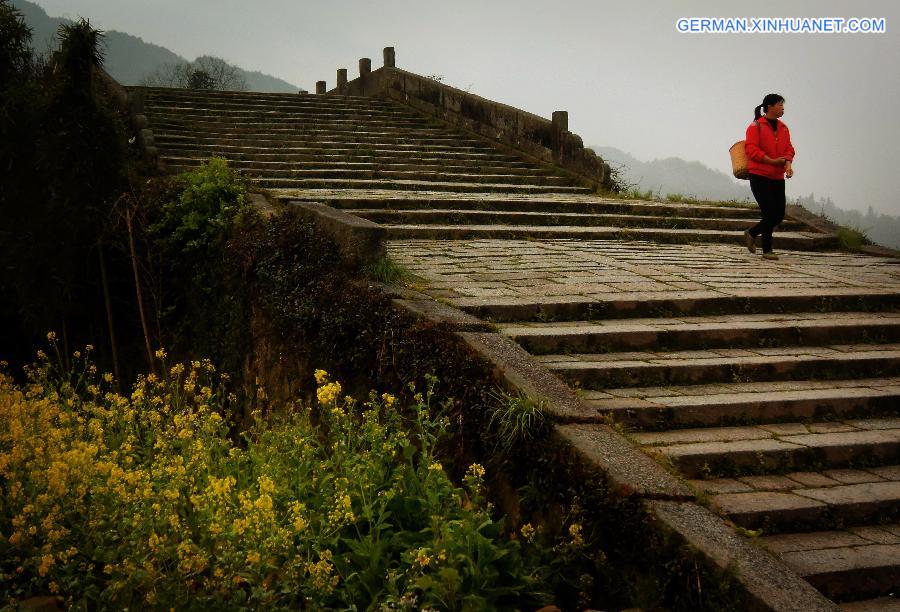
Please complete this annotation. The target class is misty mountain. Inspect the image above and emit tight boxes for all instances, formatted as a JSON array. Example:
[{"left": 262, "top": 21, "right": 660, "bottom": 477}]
[
  {"left": 593, "top": 145, "right": 753, "bottom": 203},
  {"left": 11, "top": 0, "right": 299, "bottom": 92}
]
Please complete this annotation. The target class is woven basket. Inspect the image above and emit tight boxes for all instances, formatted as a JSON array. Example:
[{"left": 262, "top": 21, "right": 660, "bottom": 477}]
[{"left": 730, "top": 140, "right": 749, "bottom": 180}]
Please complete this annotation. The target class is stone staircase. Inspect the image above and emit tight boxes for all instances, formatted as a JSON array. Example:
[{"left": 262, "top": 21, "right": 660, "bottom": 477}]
[
  {"left": 133, "top": 86, "right": 835, "bottom": 250},
  {"left": 133, "top": 85, "right": 900, "bottom": 609},
  {"left": 403, "top": 241, "right": 900, "bottom": 609}
]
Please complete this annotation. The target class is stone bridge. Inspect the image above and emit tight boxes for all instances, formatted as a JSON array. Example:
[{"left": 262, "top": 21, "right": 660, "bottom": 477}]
[{"left": 119, "top": 48, "right": 900, "bottom": 610}]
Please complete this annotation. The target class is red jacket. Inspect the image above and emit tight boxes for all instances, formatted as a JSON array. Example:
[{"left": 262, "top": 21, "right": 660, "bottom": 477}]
[{"left": 745, "top": 117, "right": 795, "bottom": 180}]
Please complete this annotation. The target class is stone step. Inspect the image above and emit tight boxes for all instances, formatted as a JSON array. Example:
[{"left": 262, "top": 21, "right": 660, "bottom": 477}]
[
  {"left": 153, "top": 131, "right": 494, "bottom": 148},
  {"left": 356, "top": 208, "right": 806, "bottom": 231},
  {"left": 253, "top": 178, "right": 591, "bottom": 194},
  {"left": 757, "top": 527, "right": 900, "bottom": 601},
  {"left": 541, "top": 343, "right": 900, "bottom": 389},
  {"left": 639, "top": 419, "right": 900, "bottom": 478},
  {"left": 708, "top": 477, "right": 900, "bottom": 533},
  {"left": 144, "top": 107, "right": 422, "bottom": 122},
  {"left": 163, "top": 164, "right": 571, "bottom": 187},
  {"left": 153, "top": 144, "right": 519, "bottom": 163},
  {"left": 159, "top": 155, "right": 546, "bottom": 175},
  {"left": 324, "top": 194, "right": 761, "bottom": 218},
  {"left": 457, "top": 290, "right": 900, "bottom": 323},
  {"left": 841, "top": 596, "right": 900, "bottom": 611},
  {"left": 154, "top": 137, "right": 503, "bottom": 157},
  {"left": 137, "top": 91, "right": 400, "bottom": 110},
  {"left": 583, "top": 378, "right": 900, "bottom": 430},
  {"left": 135, "top": 87, "right": 391, "bottom": 104},
  {"left": 503, "top": 312, "right": 900, "bottom": 355},
  {"left": 145, "top": 113, "right": 439, "bottom": 127},
  {"left": 145, "top": 114, "right": 436, "bottom": 129},
  {"left": 151, "top": 123, "right": 460, "bottom": 139},
  {"left": 142, "top": 98, "right": 410, "bottom": 114},
  {"left": 382, "top": 224, "right": 831, "bottom": 248}
]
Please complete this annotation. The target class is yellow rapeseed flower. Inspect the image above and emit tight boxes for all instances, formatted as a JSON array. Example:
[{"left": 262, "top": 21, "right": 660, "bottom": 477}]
[
  {"left": 314, "top": 369, "right": 328, "bottom": 385},
  {"left": 258, "top": 475, "right": 275, "bottom": 495},
  {"left": 521, "top": 523, "right": 536, "bottom": 543},
  {"left": 568, "top": 523, "right": 584, "bottom": 547},
  {"left": 316, "top": 381, "right": 342, "bottom": 406},
  {"left": 466, "top": 463, "right": 486, "bottom": 479}
]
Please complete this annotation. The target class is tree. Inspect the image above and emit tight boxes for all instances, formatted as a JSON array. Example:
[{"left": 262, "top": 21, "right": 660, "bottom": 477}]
[
  {"left": 140, "top": 55, "right": 247, "bottom": 91},
  {"left": 0, "top": 0, "right": 32, "bottom": 89}
]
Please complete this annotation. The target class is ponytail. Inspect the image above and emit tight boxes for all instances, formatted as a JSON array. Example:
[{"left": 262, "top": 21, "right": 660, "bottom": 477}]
[{"left": 754, "top": 93, "right": 785, "bottom": 120}]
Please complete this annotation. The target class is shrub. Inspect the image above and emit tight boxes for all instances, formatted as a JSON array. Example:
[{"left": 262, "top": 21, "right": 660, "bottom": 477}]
[{"left": 836, "top": 225, "right": 869, "bottom": 251}]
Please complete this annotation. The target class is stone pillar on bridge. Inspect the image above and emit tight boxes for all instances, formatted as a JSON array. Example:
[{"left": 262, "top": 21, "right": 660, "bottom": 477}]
[
  {"left": 336, "top": 68, "right": 348, "bottom": 93},
  {"left": 383, "top": 47, "right": 396, "bottom": 68},
  {"left": 551, "top": 110, "right": 569, "bottom": 161},
  {"left": 359, "top": 58, "right": 372, "bottom": 77},
  {"left": 315, "top": 80, "right": 326, "bottom": 94}
]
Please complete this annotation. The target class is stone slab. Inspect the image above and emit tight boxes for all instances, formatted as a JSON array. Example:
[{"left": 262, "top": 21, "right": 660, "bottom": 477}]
[{"left": 781, "top": 543, "right": 900, "bottom": 600}]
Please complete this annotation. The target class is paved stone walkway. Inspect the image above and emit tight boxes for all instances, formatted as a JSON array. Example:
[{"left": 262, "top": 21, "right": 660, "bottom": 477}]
[{"left": 389, "top": 239, "right": 900, "bottom": 304}]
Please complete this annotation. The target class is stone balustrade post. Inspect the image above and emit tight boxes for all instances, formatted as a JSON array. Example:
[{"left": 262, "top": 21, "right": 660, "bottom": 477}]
[
  {"left": 383, "top": 47, "right": 396, "bottom": 68},
  {"left": 316, "top": 80, "right": 326, "bottom": 94},
  {"left": 336, "top": 68, "right": 348, "bottom": 92},
  {"left": 551, "top": 110, "right": 569, "bottom": 160},
  {"left": 359, "top": 58, "right": 372, "bottom": 77}
]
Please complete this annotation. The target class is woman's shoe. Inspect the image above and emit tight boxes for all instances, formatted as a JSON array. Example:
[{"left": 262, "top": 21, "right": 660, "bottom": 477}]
[
  {"left": 762, "top": 251, "right": 779, "bottom": 260},
  {"left": 743, "top": 230, "right": 756, "bottom": 253}
]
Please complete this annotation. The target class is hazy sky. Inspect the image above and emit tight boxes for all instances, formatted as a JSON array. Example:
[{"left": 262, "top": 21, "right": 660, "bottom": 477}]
[{"left": 32, "top": 0, "right": 900, "bottom": 218}]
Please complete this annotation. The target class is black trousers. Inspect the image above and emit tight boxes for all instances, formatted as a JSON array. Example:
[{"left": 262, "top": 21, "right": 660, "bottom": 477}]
[{"left": 748, "top": 174, "right": 786, "bottom": 253}]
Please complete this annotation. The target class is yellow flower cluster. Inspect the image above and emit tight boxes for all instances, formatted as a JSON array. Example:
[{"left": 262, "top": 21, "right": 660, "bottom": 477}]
[{"left": 1, "top": 358, "right": 534, "bottom": 608}]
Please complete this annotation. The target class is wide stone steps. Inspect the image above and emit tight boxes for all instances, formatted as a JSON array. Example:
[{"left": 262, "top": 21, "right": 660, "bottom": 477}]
[
  {"left": 758, "top": 527, "right": 900, "bottom": 602},
  {"left": 539, "top": 343, "right": 900, "bottom": 388},
  {"left": 145, "top": 108, "right": 426, "bottom": 123},
  {"left": 156, "top": 145, "right": 520, "bottom": 163},
  {"left": 147, "top": 118, "right": 448, "bottom": 133},
  {"left": 138, "top": 92, "right": 401, "bottom": 111},
  {"left": 142, "top": 100, "right": 411, "bottom": 114},
  {"left": 458, "top": 290, "right": 900, "bottom": 324},
  {"left": 153, "top": 132, "right": 495, "bottom": 149},
  {"left": 253, "top": 178, "right": 591, "bottom": 194},
  {"left": 581, "top": 378, "right": 900, "bottom": 430},
  {"left": 136, "top": 88, "right": 390, "bottom": 103},
  {"left": 638, "top": 419, "right": 900, "bottom": 478},
  {"left": 163, "top": 164, "right": 570, "bottom": 187},
  {"left": 699, "top": 467, "right": 900, "bottom": 533},
  {"left": 144, "top": 114, "right": 437, "bottom": 129},
  {"left": 317, "top": 192, "right": 764, "bottom": 219},
  {"left": 381, "top": 224, "right": 831, "bottom": 248},
  {"left": 350, "top": 208, "right": 805, "bottom": 232},
  {"left": 503, "top": 312, "right": 900, "bottom": 354},
  {"left": 159, "top": 156, "right": 549, "bottom": 175}
]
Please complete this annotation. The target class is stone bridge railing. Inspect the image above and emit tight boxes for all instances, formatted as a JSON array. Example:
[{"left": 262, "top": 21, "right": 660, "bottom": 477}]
[{"left": 318, "top": 47, "right": 613, "bottom": 191}]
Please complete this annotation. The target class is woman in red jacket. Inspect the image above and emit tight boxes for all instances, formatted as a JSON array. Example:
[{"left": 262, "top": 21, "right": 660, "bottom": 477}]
[{"left": 743, "top": 93, "right": 795, "bottom": 260}]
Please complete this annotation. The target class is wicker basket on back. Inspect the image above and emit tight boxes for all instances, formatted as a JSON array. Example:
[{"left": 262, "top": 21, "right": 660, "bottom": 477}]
[{"left": 730, "top": 140, "right": 749, "bottom": 180}]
